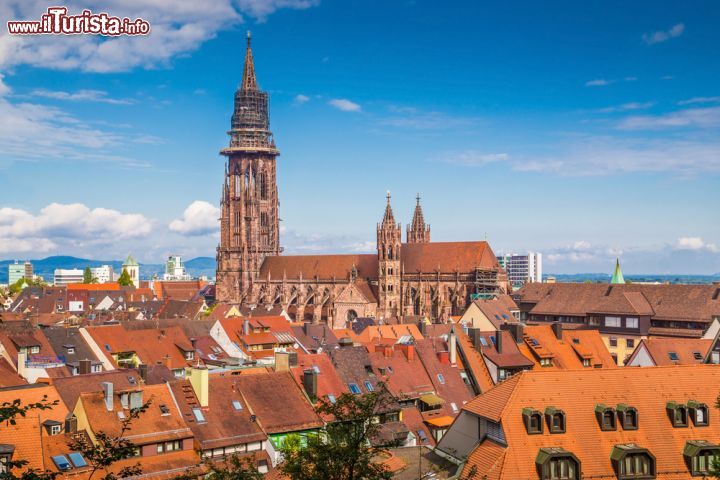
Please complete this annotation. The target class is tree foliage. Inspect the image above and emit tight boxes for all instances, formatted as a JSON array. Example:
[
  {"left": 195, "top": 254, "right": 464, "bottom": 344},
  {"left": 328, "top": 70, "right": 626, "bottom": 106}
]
[
  {"left": 280, "top": 384, "right": 396, "bottom": 480},
  {"left": 83, "top": 267, "right": 97, "bottom": 284},
  {"left": 117, "top": 269, "right": 133, "bottom": 287}
]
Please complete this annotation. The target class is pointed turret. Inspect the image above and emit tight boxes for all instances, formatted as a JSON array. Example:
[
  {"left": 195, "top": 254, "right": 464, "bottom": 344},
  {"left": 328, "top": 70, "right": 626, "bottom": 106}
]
[
  {"left": 407, "top": 193, "right": 431, "bottom": 243},
  {"left": 611, "top": 258, "right": 625, "bottom": 284},
  {"left": 381, "top": 191, "right": 396, "bottom": 227},
  {"left": 241, "top": 31, "right": 258, "bottom": 91}
]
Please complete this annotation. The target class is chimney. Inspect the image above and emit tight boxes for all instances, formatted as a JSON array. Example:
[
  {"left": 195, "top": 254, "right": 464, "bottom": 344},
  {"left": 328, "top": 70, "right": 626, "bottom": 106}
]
[
  {"left": 437, "top": 351, "right": 450, "bottom": 365},
  {"left": 188, "top": 367, "right": 209, "bottom": 407},
  {"left": 275, "top": 351, "right": 290, "bottom": 372},
  {"left": 243, "top": 318, "right": 250, "bottom": 336},
  {"left": 101, "top": 382, "right": 114, "bottom": 411},
  {"left": 507, "top": 323, "right": 524, "bottom": 344},
  {"left": 468, "top": 328, "right": 482, "bottom": 348},
  {"left": 552, "top": 322, "right": 563, "bottom": 340},
  {"left": 65, "top": 414, "right": 77, "bottom": 434},
  {"left": 400, "top": 343, "right": 415, "bottom": 362},
  {"left": 190, "top": 337, "right": 197, "bottom": 349},
  {"left": 496, "top": 330, "right": 503, "bottom": 354},
  {"left": 78, "top": 359, "right": 92, "bottom": 375},
  {"left": 303, "top": 321, "right": 311, "bottom": 335},
  {"left": 418, "top": 320, "right": 426, "bottom": 336},
  {"left": 138, "top": 364, "right": 148, "bottom": 382},
  {"left": 449, "top": 330, "right": 457, "bottom": 365},
  {"left": 17, "top": 351, "right": 27, "bottom": 380},
  {"left": 303, "top": 368, "right": 318, "bottom": 402},
  {"left": 383, "top": 345, "right": 393, "bottom": 358}
]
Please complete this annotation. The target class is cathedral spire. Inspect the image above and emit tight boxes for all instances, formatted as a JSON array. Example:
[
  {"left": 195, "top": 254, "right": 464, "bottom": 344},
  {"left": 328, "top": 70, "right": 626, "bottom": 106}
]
[
  {"left": 382, "top": 191, "right": 396, "bottom": 226},
  {"left": 407, "top": 193, "right": 430, "bottom": 243},
  {"left": 241, "top": 31, "right": 258, "bottom": 91}
]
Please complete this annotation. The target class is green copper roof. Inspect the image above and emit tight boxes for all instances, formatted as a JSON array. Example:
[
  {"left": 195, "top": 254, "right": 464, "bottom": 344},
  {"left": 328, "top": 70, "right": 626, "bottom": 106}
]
[
  {"left": 123, "top": 254, "right": 139, "bottom": 267},
  {"left": 611, "top": 258, "right": 625, "bottom": 284}
]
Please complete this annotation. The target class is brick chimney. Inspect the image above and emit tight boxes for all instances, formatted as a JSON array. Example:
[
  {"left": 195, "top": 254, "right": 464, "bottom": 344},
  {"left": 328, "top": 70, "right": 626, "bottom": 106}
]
[{"left": 400, "top": 343, "right": 415, "bottom": 362}]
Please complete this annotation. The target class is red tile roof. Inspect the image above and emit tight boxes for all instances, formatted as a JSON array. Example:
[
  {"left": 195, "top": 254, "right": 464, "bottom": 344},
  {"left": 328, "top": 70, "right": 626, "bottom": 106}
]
[
  {"left": 628, "top": 337, "right": 713, "bottom": 366},
  {"left": 460, "top": 365, "right": 720, "bottom": 479}
]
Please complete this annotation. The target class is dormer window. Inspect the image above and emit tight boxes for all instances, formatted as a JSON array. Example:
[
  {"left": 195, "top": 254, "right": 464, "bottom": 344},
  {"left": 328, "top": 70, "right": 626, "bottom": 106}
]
[
  {"left": 595, "top": 404, "right": 616, "bottom": 431},
  {"left": 617, "top": 404, "right": 639, "bottom": 430},
  {"left": 667, "top": 401, "right": 688, "bottom": 428},
  {"left": 611, "top": 444, "right": 655, "bottom": 479},
  {"left": 545, "top": 407, "right": 566, "bottom": 434},
  {"left": 0, "top": 444, "right": 14, "bottom": 473},
  {"left": 42, "top": 420, "right": 62, "bottom": 436},
  {"left": 535, "top": 447, "right": 581, "bottom": 480},
  {"left": 184, "top": 351, "right": 194, "bottom": 360},
  {"left": 688, "top": 400, "right": 709, "bottom": 427},
  {"left": 684, "top": 440, "right": 720, "bottom": 477},
  {"left": 523, "top": 408, "right": 543, "bottom": 434}
]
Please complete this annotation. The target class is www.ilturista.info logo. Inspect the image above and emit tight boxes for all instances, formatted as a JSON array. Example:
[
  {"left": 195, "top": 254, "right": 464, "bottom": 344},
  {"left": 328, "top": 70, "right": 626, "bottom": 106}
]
[{"left": 7, "top": 7, "right": 150, "bottom": 36}]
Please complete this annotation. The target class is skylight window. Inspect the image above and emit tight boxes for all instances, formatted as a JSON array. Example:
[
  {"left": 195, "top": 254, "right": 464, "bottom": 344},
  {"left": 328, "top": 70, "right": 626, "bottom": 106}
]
[
  {"left": 192, "top": 407, "right": 206, "bottom": 422},
  {"left": 105, "top": 344, "right": 111, "bottom": 351},
  {"left": 232, "top": 400, "right": 243, "bottom": 410},
  {"left": 693, "top": 352, "right": 704, "bottom": 361},
  {"left": 117, "top": 411, "right": 126, "bottom": 420},
  {"left": 348, "top": 383, "right": 361, "bottom": 394},
  {"left": 51, "top": 455, "right": 72, "bottom": 471},
  {"left": 128, "top": 375, "right": 136, "bottom": 386},
  {"left": 490, "top": 335, "right": 496, "bottom": 345},
  {"left": 159, "top": 404, "right": 170, "bottom": 415},
  {"left": 312, "top": 365, "right": 321, "bottom": 374},
  {"left": 451, "top": 402, "right": 459, "bottom": 413},
  {"left": 364, "top": 381, "right": 374, "bottom": 392},
  {"left": 437, "top": 374, "right": 445, "bottom": 385},
  {"left": 328, "top": 394, "right": 337, "bottom": 404},
  {"left": 669, "top": 352, "right": 679, "bottom": 361},
  {"left": 479, "top": 337, "right": 488, "bottom": 347},
  {"left": 387, "top": 366, "right": 393, "bottom": 374},
  {"left": 68, "top": 452, "right": 88, "bottom": 468}
]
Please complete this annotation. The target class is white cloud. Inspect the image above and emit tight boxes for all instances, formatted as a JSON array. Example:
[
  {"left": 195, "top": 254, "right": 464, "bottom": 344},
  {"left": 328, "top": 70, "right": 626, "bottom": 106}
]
[
  {"left": 617, "top": 106, "right": 720, "bottom": 130},
  {"left": 441, "top": 151, "right": 508, "bottom": 166},
  {"left": 642, "top": 23, "right": 685, "bottom": 45},
  {"left": 597, "top": 102, "right": 654, "bottom": 113},
  {"left": 381, "top": 106, "right": 479, "bottom": 130},
  {"left": 293, "top": 94, "right": 310, "bottom": 105},
  {"left": 0, "top": 1, "right": 319, "bottom": 73},
  {"left": 169, "top": 200, "right": 220, "bottom": 236},
  {"left": 585, "top": 79, "right": 614, "bottom": 87},
  {"left": 512, "top": 136, "right": 720, "bottom": 176},
  {"left": 0, "top": 203, "right": 152, "bottom": 254},
  {"left": 675, "top": 237, "right": 719, "bottom": 252},
  {"left": 678, "top": 96, "right": 720, "bottom": 106},
  {"left": 328, "top": 98, "right": 361, "bottom": 112},
  {"left": 29, "top": 89, "right": 133, "bottom": 105}
]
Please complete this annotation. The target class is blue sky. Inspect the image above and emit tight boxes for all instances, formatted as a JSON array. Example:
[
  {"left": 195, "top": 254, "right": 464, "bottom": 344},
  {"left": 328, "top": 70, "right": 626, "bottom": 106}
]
[{"left": 0, "top": 0, "right": 718, "bottom": 274}]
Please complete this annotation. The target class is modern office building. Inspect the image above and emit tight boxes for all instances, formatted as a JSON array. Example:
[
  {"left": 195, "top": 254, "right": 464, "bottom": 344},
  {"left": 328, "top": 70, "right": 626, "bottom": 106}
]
[
  {"left": 164, "top": 255, "right": 191, "bottom": 281},
  {"left": 498, "top": 252, "right": 542, "bottom": 288},
  {"left": 54, "top": 268, "right": 84, "bottom": 286},
  {"left": 8, "top": 260, "right": 33, "bottom": 285}
]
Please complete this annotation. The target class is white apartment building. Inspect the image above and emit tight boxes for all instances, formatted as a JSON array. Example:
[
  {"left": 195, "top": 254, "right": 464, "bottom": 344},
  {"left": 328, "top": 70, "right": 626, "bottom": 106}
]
[
  {"left": 91, "top": 265, "right": 115, "bottom": 284},
  {"left": 163, "top": 254, "right": 191, "bottom": 281},
  {"left": 54, "top": 268, "right": 84, "bottom": 286},
  {"left": 498, "top": 252, "right": 542, "bottom": 288}
]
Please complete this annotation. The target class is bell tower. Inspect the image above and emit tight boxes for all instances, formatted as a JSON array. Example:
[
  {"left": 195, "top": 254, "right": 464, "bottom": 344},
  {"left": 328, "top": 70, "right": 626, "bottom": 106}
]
[
  {"left": 216, "top": 32, "right": 281, "bottom": 304},
  {"left": 377, "top": 193, "right": 402, "bottom": 319}
]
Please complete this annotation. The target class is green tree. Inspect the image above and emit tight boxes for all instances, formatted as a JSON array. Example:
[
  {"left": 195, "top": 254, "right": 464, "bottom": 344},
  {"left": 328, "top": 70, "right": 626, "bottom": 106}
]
[
  {"left": 83, "top": 267, "right": 97, "bottom": 284},
  {"left": 117, "top": 269, "right": 133, "bottom": 287},
  {"left": 280, "top": 384, "right": 396, "bottom": 480}
]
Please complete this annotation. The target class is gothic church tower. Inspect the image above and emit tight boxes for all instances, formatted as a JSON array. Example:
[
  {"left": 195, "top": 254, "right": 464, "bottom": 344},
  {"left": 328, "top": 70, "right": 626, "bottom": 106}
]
[
  {"left": 377, "top": 193, "right": 402, "bottom": 319},
  {"left": 216, "top": 33, "right": 280, "bottom": 303},
  {"left": 406, "top": 194, "right": 430, "bottom": 243}
]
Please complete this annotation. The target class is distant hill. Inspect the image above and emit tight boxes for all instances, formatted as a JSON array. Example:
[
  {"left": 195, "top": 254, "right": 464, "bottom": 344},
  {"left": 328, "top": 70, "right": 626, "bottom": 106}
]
[
  {"left": 547, "top": 273, "right": 720, "bottom": 285},
  {"left": 0, "top": 256, "right": 216, "bottom": 284}
]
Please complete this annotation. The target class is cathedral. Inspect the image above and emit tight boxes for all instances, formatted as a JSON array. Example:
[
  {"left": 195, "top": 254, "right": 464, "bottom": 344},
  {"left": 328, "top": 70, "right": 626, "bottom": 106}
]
[{"left": 215, "top": 36, "right": 507, "bottom": 327}]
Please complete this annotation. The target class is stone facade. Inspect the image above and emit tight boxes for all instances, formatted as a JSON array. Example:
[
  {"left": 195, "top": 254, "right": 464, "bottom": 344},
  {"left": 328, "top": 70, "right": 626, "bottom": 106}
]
[{"left": 216, "top": 37, "right": 507, "bottom": 327}]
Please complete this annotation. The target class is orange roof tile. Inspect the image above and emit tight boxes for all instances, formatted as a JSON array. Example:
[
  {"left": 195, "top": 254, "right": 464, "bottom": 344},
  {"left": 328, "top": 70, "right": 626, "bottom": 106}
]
[
  {"left": 518, "top": 325, "right": 616, "bottom": 370},
  {"left": 628, "top": 337, "right": 713, "bottom": 366}
]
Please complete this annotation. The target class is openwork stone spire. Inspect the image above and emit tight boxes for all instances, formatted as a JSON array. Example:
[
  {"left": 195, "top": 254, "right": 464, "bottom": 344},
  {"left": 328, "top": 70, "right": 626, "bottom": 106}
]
[
  {"left": 407, "top": 193, "right": 430, "bottom": 243},
  {"left": 241, "top": 31, "right": 258, "bottom": 91},
  {"left": 382, "top": 191, "right": 396, "bottom": 226}
]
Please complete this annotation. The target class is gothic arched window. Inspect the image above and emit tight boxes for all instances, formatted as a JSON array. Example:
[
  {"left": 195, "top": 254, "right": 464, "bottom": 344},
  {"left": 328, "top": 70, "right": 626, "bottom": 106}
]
[{"left": 259, "top": 172, "right": 267, "bottom": 199}]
